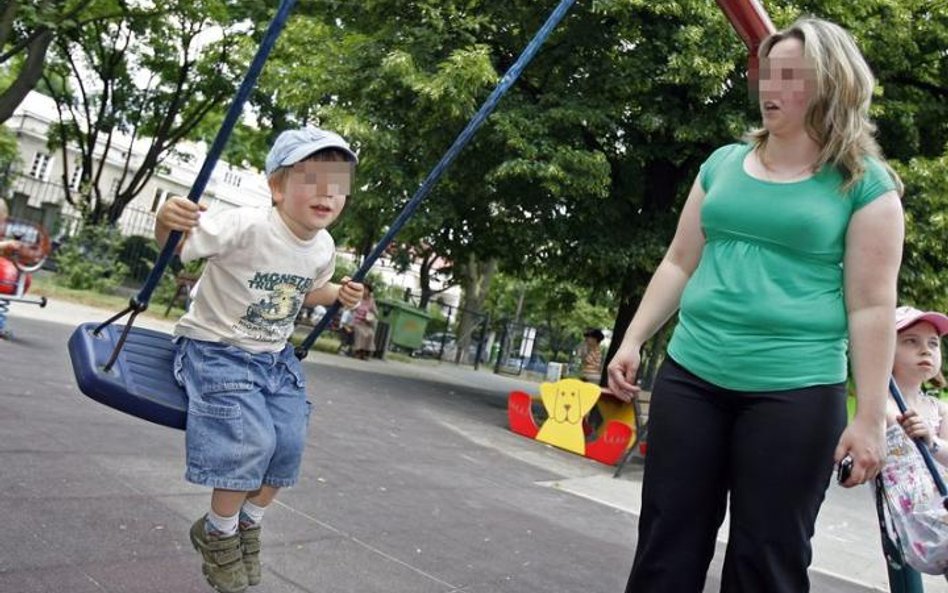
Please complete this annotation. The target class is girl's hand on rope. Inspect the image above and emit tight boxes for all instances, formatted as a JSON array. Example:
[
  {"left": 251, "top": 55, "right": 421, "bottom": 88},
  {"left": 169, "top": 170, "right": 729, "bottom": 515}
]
[
  {"left": 833, "top": 414, "right": 886, "bottom": 487},
  {"left": 606, "top": 342, "right": 642, "bottom": 403},
  {"left": 897, "top": 409, "right": 933, "bottom": 445},
  {"left": 157, "top": 196, "right": 207, "bottom": 232},
  {"left": 337, "top": 277, "right": 363, "bottom": 310}
]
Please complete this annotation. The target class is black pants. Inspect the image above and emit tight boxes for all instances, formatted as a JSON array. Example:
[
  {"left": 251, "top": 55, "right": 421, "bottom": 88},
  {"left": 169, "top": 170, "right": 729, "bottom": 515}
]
[{"left": 625, "top": 357, "right": 847, "bottom": 593}]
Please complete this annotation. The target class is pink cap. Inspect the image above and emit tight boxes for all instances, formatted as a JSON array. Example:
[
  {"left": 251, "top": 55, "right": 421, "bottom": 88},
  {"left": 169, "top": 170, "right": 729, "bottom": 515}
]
[{"left": 895, "top": 306, "right": 948, "bottom": 336}]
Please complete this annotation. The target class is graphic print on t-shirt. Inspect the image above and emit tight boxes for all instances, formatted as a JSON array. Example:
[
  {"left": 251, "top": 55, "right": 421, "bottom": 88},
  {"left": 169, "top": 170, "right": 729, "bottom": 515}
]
[{"left": 236, "top": 271, "right": 314, "bottom": 343}]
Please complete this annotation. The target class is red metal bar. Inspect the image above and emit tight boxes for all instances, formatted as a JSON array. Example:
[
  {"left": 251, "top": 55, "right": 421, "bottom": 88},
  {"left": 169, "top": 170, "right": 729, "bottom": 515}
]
[{"left": 715, "top": 0, "right": 776, "bottom": 53}]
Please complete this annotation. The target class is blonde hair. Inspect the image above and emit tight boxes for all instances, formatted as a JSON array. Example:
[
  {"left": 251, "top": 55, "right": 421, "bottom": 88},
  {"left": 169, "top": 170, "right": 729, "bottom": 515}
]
[{"left": 746, "top": 17, "right": 902, "bottom": 194}]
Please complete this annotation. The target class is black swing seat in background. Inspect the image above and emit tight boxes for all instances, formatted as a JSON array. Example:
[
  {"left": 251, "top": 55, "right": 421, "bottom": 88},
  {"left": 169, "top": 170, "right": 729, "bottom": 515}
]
[{"left": 69, "top": 323, "right": 187, "bottom": 430}]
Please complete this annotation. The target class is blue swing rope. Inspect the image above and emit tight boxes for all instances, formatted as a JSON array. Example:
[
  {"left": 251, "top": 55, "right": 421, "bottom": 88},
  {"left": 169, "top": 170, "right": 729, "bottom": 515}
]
[
  {"left": 295, "top": 0, "right": 578, "bottom": 358},
  {"left": 888, "top": 378, "right": 948, "bottom": 510},
  {"left": 96, "top": 0, "right": 299, "bottom": 370}
]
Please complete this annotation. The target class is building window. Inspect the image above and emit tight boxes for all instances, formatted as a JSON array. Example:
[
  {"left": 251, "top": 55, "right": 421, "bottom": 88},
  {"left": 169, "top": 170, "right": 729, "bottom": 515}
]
[
  {"left": 29, "top": 152, "right": 53, "bottom": 180},
  {"left": 151, "top": 187, "right": 170, "bottom": 212},
  {"left": 69, "top": 166, "right": 84, "bottom": 190},
  {"left": 223, "top": 170, "right": 242, "bottom": 187}
]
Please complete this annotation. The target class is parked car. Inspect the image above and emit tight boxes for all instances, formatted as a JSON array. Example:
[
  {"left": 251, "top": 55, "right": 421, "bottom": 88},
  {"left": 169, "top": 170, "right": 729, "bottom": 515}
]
[
  {"left": 415, "top": 332, "right": 456, "bottom": 358},
  {"left": 501, "top": 353, "right": 548, "bottom": 374}
]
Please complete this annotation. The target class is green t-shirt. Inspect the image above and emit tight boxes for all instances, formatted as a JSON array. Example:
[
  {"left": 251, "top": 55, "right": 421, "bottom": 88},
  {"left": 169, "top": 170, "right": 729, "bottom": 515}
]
[{"left": 666, "top": 143, "right": 896, "bottom": 391}]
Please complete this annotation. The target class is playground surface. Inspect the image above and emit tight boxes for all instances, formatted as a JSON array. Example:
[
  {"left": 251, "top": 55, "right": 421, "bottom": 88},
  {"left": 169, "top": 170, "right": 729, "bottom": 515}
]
[{"left": 1, "top": 298, "right": 941, "bottom": 592}]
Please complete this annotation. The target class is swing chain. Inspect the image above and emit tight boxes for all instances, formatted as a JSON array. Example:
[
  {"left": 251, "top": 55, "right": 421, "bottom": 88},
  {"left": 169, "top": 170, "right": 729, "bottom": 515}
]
[{"left": 94, "top": 298, "right": 148, "bottom": 372}]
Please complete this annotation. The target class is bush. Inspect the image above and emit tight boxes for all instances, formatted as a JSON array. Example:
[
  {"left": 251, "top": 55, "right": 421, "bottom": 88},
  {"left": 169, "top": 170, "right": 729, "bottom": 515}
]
[
  {"left": 53, "top": 224, "right": 129, "bottom": 292},
  {"left": 118, "top": 235, "right": 159, "bottom": 283},
  {"left": 152, "top": 259, "right": 205, "bottom": 311}
]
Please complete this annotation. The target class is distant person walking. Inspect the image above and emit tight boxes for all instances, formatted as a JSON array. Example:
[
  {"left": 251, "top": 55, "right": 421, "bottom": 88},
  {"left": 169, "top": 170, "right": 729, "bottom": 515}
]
[
  {"left": 578, "top": 328, "right": 605, "bottom": 383},
  {"left": 352, "top": 283, "right": 378, "bottom": 360}
]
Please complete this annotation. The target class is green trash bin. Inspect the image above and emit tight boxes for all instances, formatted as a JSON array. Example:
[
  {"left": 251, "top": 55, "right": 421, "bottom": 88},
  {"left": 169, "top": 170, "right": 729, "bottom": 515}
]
[{"left": 378, "top": 299, "right": 432, "bottom": 351}]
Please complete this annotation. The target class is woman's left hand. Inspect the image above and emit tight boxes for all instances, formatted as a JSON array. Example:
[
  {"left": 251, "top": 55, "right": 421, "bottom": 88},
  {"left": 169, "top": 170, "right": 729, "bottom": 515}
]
[{"left": 834, "top": 414, "right": 886, "bottom": 488}]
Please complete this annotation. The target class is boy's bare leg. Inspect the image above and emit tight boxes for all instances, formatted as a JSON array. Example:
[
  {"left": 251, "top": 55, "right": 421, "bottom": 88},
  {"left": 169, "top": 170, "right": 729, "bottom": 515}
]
[
  {"left": 212, "top": 489, "right": 249, "bottom": 517},
  {"left": 246, "top": 485, "right": 280, "bottom": 507}
]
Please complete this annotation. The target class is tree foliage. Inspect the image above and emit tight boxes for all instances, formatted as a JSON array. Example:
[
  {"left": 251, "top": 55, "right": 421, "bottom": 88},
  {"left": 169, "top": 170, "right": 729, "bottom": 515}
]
[
  {"left": 238, "top": 0, "right": 946, "bottom": 342},
  {"left": 896, "top": 155, "right": 948, "bottom": 312},
  {"left": 40, "top": 0, "right": 249, "bottom": 224}
]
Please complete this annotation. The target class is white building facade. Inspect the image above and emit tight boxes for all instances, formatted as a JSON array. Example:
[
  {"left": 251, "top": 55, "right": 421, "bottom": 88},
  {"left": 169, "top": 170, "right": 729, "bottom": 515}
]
[{"left": 3, "top": 90, "right": 270, "bottom": 238}]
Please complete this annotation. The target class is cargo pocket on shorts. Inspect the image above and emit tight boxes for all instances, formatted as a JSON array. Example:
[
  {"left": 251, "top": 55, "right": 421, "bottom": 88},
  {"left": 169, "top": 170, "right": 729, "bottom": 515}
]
[
  {"left": 187, "top": 393, "right": 245, "bottom": 476},
  {"left": 187, "top": 342, "right": 253, "bottom": 476}
]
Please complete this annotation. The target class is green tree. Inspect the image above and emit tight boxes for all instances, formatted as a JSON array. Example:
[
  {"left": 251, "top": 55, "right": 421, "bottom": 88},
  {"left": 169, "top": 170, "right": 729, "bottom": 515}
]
[
  {"left": 243, "top": 0, "right": 946, "bottom": 352},
  {"left": 40, "top": 0, "right": 249, "bottom": 224},
  {"left": 895, "top": 155, "right": 948, "bottom": 312}
]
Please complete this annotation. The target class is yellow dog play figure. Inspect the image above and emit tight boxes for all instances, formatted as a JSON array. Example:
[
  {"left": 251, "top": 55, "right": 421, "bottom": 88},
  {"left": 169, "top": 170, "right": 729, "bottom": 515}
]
[{"left": 535, "top": 378, "right": 601, "bottom": 455}]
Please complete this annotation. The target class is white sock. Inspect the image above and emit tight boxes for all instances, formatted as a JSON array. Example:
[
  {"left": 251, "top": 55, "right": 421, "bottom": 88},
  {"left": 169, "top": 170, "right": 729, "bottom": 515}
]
[
  {"left": 206, "top": 509, "right": 239, "bottom": 536},
  {"left": 240, "top": 500, "right": 267, "bottom": 525}
]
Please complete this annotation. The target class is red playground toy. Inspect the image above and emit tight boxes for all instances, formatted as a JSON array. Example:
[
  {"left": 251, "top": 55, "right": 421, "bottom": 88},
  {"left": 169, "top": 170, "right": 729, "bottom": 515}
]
[{"left": 0, "top": 218, "right": 51, "bottom": 309}]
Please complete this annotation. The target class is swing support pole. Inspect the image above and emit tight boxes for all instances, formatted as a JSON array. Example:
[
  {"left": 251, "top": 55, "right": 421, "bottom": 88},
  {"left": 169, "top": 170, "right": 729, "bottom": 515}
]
[{"left": 715, "top": 0, "right": 775, "bottom": 54}]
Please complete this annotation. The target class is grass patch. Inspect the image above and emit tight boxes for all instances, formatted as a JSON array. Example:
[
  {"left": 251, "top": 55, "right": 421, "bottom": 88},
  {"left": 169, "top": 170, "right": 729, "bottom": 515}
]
[{"left": 29, "top": 272, "right": 188, "bottom": 321}]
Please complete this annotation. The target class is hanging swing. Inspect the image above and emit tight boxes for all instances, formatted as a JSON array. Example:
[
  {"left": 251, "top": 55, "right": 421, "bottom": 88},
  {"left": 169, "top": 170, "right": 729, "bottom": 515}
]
[{"left": 68, "top": 0, "right": 580, "bottom": 429}]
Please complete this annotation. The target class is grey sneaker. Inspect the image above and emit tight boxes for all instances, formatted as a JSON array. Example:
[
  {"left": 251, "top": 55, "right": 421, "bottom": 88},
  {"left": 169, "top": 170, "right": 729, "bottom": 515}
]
[
  {"left": 239, "top": 522, "right": 262, "bottom": 586},
  {"left": 189, "top": 516, "right": 248, "bottom": 593}
]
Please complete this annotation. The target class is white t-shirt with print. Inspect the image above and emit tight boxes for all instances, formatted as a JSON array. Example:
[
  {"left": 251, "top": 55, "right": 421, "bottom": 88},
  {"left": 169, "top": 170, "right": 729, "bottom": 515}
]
[{"left": 174, "top": 207, "right": 335, "bottom": 353}]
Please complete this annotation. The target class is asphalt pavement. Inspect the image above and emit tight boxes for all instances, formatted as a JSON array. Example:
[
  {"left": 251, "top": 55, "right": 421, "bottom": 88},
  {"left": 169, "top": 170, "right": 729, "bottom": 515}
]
[{"left": 1, "top": 298, "right": 941, "bottom": 592}]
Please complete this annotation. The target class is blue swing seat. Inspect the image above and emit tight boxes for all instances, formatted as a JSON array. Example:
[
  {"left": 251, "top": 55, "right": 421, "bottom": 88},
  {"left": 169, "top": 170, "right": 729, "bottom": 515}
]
[{"left": 68, "top": 323, "right": 187, "bottom": 430}]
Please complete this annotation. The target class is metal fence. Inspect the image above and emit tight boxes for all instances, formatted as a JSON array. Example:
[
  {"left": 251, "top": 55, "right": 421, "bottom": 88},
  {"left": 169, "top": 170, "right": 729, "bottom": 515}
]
[{"left": 3, "top": 173, "right": 162, "bottom": 280}]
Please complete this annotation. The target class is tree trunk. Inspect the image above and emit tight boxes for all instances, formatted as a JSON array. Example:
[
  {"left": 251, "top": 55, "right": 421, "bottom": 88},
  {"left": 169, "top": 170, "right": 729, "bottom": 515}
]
[
  {"left": 454, "top": 255, "right": 496, "bottom": 364},
  {"left": 602, "top": 269, "right": 652, "bottom": 385},
  {"left": 418, "top": 250, "right": 436, "bottom": 308},
  {"left": 0, "top": 30, "right": 53, "bottom": 123}
]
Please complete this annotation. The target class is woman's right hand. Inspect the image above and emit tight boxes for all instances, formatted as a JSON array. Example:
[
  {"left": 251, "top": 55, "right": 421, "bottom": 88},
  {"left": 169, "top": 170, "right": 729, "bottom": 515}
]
[{"left": 607, "top": 342, "right": 642, "bottom": 403}]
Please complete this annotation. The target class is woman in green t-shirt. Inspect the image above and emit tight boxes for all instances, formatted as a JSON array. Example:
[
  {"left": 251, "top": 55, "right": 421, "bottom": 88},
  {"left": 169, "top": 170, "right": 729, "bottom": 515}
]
[{"left": 607, "top": 17, "right": 904, "bottom": 593}]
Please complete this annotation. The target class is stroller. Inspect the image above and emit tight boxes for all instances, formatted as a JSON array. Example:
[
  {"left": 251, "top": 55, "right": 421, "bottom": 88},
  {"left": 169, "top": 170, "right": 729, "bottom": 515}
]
[{"left": 874, "top": 380, "right": 948, "bottom": 589}]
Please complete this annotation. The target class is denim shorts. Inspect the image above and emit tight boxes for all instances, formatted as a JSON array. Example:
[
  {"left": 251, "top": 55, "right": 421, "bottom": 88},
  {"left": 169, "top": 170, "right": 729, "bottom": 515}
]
[{"left": 173, "top": 338, "right": 312, "bottom": 490}]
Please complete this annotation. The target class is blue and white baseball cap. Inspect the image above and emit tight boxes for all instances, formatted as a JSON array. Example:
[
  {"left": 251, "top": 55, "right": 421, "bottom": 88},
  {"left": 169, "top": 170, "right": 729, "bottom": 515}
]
[{"left": 264, "top": 126, "right": 358, "bottom": 176}]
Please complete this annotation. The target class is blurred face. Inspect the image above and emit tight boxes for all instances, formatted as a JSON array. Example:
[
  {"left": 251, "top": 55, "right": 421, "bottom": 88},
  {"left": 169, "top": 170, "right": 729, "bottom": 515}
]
[
  {"left": 893, "top": 322, "right": 943, "bottom": 385},
  {"left": 270, "top": 160, "right": 353, "bottom": 240},
  {"left": 753, "top": 37, "right": 816, "bottom": 136}
]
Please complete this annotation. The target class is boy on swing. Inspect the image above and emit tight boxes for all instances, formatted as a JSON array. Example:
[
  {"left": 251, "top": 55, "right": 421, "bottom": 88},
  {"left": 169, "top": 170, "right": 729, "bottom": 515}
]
[{"left": 156, "top": 126, "right": 363, "bottom": 593}]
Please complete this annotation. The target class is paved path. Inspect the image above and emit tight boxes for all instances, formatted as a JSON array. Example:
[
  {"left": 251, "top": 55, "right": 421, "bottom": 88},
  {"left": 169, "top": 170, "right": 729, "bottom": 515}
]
[{"left": 1, "top": 298, "right": 938, "bottom": 592}]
